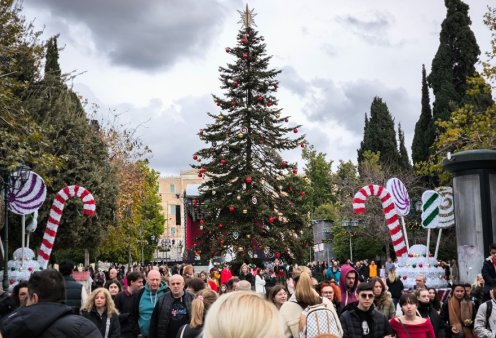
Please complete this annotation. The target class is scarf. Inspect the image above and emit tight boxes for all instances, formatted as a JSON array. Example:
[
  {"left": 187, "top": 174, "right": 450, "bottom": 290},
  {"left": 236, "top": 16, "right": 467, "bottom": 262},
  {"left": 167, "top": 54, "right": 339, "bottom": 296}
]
[{"left": 448, "top": 297, "right": 475, "bottom": 338}]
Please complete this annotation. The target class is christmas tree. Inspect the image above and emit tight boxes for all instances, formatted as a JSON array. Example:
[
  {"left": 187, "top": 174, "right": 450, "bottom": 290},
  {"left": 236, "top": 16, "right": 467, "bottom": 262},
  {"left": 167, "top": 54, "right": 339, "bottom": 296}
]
[{"left": 191, "top": 5, "right": 307, "bottom": 263}]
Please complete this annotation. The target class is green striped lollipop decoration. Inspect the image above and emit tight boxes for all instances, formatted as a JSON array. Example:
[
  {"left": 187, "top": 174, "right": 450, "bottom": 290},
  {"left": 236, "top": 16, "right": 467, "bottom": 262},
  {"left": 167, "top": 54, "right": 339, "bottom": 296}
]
[{"left": 421, "top": 190, "right": 440, "bottom": 259}]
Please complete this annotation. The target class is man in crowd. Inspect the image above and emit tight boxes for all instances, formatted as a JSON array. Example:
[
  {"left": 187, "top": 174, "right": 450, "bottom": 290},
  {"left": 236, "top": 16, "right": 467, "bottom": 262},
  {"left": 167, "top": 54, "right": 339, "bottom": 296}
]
[
  {"left": 0, "top": 269, "right": 101, "bottom": 337},
  {"left": 235, "top": 280, "right": 252, "bottom": 291},
  {"left": 474, "top": 283, "right": 496, "bottom": 337},
  {"left": 339, "top": 264, "right": 359, "bottom": 306},
  {"left": 59, "top": 260, "right": 86, "bottom": 314},
  {"left": 115, "top": 271, "right": 144, "bottom": 338},
  {"left": 149, "top": 274, "right": 194, "bottom": 338},
  {"left": 340, "top": 281, "right": 393, "bottom": 338},
  {"left": 227, "top": 277, "right": 240, "bottom": 292},
  {"left": 415, "top": 274, "right": 427, "bottom": 290},
  {"left": 130, "top": 269, "right": 167, "bottom": 338}
]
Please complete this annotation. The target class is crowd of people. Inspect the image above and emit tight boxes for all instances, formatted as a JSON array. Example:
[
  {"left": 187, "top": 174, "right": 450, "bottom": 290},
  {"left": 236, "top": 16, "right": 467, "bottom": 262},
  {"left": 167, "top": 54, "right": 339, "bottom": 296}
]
[{"left": 1, "top": 244, "right": 496, "bottom": 337}]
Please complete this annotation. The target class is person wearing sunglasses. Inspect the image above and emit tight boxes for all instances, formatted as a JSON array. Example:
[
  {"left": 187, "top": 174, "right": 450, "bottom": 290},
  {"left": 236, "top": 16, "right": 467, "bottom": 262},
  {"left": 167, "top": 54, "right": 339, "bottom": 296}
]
[{"left": 340, "top": 281, "right": 393, "bottom": 338}]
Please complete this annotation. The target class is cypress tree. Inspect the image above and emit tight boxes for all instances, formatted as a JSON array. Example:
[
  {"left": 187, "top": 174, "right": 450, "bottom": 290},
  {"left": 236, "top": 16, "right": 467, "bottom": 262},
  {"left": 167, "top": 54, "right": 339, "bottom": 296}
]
[
  {"left": 44, "top": 36, "right": 62, "bottom": 80},
  {"left": 412, "top": 65, "right": 435, "bottom": 164},
  {"left": 357, "top": 97, "right": 400, "bottom": 168},
  {"left": 428, "top": 0, "right": 480, "bottom": 122},
  {"left": 398, "top": 123, "right": 411, "bottom": 170}
]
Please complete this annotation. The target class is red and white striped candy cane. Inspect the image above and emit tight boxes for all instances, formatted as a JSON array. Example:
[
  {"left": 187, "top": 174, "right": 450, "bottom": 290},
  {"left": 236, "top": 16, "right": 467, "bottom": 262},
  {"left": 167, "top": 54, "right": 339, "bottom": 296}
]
[
  {"left": 38, "top": 185, "right": 96, "bottom": 269},
  {"left": 353, "top": 184, "right": 407, "bottom": 258}
]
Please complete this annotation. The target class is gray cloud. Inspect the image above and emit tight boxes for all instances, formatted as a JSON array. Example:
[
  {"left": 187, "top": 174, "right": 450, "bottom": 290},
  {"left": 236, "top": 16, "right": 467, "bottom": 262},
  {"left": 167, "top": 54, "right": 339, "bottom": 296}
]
[
  {"left": 26, "top": 0, "right": 242, "bottom": 71},
  {"left": 336, "top": 12, "right": 400, "bottom": 47},
  {"left": 279, "top": 66, "right": 309, "bottom": 97}
]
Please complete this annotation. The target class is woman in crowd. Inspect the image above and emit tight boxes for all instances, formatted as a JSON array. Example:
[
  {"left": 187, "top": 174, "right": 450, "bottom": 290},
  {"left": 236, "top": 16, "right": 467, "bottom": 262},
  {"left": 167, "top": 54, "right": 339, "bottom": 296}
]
[
  {"left": 371, "top": 277, "right": 396, "bottom": 319},
  {"left": 470, "top": 274, "right": 485, "bottom": 309},
  {"left": 81, "top": 287, "right": 120, "bottom": 338},
  {"left": 267, "top": 284, "right": 288, "bottom": 310},
  {"left": 440, "top": 283, "right": 476, "bottom": 338},
  {"left": 255, "top": 268, "right": 266, "bottom": 295},
  {"left": 416, "top": 288, "right": 444, "bottom": 337},
  {"left": 105, "top": 280, "right": 122, "bottom": 299},
  {"left": 427, "top": 288, "right": 441, "bottom": 312},
  {"left": 389, "top": 293, "right": 435, "bottom": 338},
  {"left": 177, "top": 288, "right": 218, "bottom": 338},
  {"left": 238, "top": 263, "right": 255, "bottom": 289},
  {"left": 320, "top": 282, "right": 341, "bottom": 313},
  {"left": 185, "top": 277, "right": 206, "bottom": 295},
  {"left": 386, "top": 267, "right": 404, "bottom": 309},
  {"left": 279, "top": 266, "right": 342, "bottom": 338},
  {"left": 203, "top": 291, "right": 284, "bottom": 338}
]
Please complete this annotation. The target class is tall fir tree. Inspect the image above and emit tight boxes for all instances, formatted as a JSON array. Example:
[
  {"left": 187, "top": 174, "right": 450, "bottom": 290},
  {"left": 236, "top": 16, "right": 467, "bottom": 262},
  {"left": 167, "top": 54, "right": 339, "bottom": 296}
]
[
  {"left": 192, "top": 6, "right": 306, "bottom": 263},
  {"left": 428, "top": 0, "right": 480, "bottom": 122},
  {"left": 357, "top": 97, "right": 400, "bottom": 169},
  {"left": 397, "top": 123, "right": 411, "bottom": 170},
  {"left": 412, "top": 65, "right": 435, "bottom": 164}
]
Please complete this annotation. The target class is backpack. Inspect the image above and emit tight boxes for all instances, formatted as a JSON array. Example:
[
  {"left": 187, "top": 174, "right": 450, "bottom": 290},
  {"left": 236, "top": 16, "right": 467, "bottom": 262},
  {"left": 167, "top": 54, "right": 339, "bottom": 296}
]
[
  {"left": 298, "top": 302, "right": 340, "bottom": 338},
  {"left": 485, "top": 299, "right": 493, "bottom": 330}
]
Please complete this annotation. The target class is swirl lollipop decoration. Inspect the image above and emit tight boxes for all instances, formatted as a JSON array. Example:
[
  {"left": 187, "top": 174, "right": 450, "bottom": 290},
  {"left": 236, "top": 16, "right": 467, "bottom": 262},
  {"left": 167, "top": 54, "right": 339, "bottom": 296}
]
[
  {"left": 38, "top": 185, "right": 96, "bottom": 269},
  {"left": 435, "top": 186, "right": 455, "bottom": 228},
  {"left": 8, "top": 171, "right": 47, "bottom": 215},
  {"left": 386, "top": 178, "right": 411, "bottom": 216}
]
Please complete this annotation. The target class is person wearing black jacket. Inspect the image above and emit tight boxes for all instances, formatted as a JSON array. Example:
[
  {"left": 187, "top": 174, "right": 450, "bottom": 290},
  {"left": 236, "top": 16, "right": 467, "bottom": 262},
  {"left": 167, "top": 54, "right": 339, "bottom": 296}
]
[
  {"left": 340, "top": 281, "right": 393, "bottom": 338},
  {"left": 114, "top": 271, "right": 143, "bottom": 338},
  {"left": 59, "top": 260, "right": 85, "bottom": 314},
  {"left": 482, "top": 244, "right": 496, "bottom": 301},
  {"left": 417, "top": 288, "right": 445, "bottom": 338},
  {"left": 238, "top": 263, "right": 255, "bottom": 289},
  {"left": 81, "top": 288, "right": 120, "bottom": 338},
  {"left": 0, "top": 269, "right": 101, "bottom": 338},
  {"left": 386, "top": 267, "right": 404, "bottom": 309}
]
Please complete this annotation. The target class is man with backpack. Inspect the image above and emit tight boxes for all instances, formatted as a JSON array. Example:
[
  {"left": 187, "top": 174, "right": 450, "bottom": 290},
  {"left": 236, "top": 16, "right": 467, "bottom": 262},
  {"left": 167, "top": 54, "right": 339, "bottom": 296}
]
[
  {"left": 474, "top": 284, "right": 496, "bottom": 337},
  {"left": 340, "top": 281, "right": 393, "bottom": 338}
]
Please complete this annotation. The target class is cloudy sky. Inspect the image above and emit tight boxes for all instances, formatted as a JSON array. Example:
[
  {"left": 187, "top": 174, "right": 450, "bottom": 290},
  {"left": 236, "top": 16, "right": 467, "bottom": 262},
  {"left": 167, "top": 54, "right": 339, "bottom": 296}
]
[{"left": 22, "top": 1, "right": 492, "bottom": 176}]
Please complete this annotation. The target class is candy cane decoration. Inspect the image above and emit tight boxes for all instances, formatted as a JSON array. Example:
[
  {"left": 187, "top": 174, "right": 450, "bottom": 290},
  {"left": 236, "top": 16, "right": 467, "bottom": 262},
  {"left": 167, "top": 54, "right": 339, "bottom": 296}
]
[
  {"left": 353, "top": 184, "right": 407, "bottom": 257},
  {"left": 37, "top": 185, "right": 96, "bottom": 269}
]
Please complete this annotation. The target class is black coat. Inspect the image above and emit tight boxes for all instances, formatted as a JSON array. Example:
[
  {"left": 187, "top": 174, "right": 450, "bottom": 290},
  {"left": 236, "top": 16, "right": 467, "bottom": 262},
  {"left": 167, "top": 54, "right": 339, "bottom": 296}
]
[
  {"left": 113, "top": 290, "right": 134, "bottom": 338},
  {"left": 82, "top": 307, "right": 120, "bottom": 338},
  {"left": 418, "top": 301, "right": 445, "bottom": 338},
  {"left": 482, "top": 258, "right": 496, "bottom": 300},
  {"left": 386, "top": 278, "right": 404, "bottom": 300},
  {"left": 176, "top": 324, "right": 202, "bottom": 338},
  {"left": 64, "top": 275, "right": 83, "bottom": 314},
  {"left": 340, "top": 305, "right": 392, "bottom": 338},
  {"left": 149, "top": 291, "right": 194, "bottom": 338},
  {"left": 0, "top": 302, "right": 102, "bottom": 338}
]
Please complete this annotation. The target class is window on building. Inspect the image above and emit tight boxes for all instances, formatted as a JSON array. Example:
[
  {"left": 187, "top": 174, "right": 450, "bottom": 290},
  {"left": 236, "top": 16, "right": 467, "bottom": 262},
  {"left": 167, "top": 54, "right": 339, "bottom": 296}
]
[
  {"left": 170, "top": 184, "right": 175, "bottom": 193},
  {"left": 169, "top": 205, "right": 176, "bottom": 215},
  {"left": 175, "top": 205, "right": 181, "bottom": 224}
]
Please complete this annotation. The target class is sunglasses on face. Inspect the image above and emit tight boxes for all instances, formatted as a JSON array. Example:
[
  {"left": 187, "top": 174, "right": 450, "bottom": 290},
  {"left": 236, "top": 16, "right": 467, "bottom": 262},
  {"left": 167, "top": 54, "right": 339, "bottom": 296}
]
[{"left": 360, "top": 293, "right": 374, "bottom": 299}]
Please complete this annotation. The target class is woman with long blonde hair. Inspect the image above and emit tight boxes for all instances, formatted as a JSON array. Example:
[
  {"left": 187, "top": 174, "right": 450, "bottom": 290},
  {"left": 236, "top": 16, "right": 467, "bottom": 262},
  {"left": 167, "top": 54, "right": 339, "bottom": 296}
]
[
  {"left": 81, "top": 287, "right": 120, "bottom": 338},
  {"left": 177, "top": 288, "right": 218, "bottom": 338},
  {"left": 203, "top": 291, "right": 284, "bottom": 338},
  {"left": 279, "top": 266, "right": 343, "bottom": 337}
]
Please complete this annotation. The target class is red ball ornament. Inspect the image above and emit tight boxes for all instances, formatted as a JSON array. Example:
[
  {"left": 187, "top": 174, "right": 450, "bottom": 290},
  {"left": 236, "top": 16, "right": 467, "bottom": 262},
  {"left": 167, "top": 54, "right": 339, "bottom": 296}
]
[
  {"left": 267, "top": 102, "right": 272, "bottom": 107},
  {"left": 293, "top": 169, "right": 298, "bottom": 175},
  {"left": 288, "top": 186, "right": 293, "bottom": 192},
  {"left": 229, "top": 206, "right": 235, "bottom": 213},
  {"left": 409, "top": 253, "right": 414, "bottom": 257},
  {"left": 257, "top": 96, "right": 263, "bottom": 102},
  {"left": 218, "top": 223, "right": 223, "bottom": 228},
  {"left": 281, "top": 161, "right": 287, "bottom": 168},
  {"left": 225, "top": 47, "right": 231, "bottom": 53},
  {"left": 402, "top": 275, "right": 407, "bottom": 280},
  {"left": 293, "top": 128, "right": 298, "bottom": 133},
  {"left": 300, "top": 143, "right": 305, "bottom": 148},
  {"left": 220, "top": 239, "right": 225, "bottom": 245},
  {"left": 242, "top": 53, "right": 248, "bottom": 59},
  {"left": 220, "top": 159, "right": 227, "bottom": 165},
  {"left": 419, "top": 263, "right": 423, "bottom": 268},
  {"left": 193, "top": 199, "right": 198, "bottom": 205},
  {"left": 285, "top": 118, "right": 288, "bottom": 123},
  {"left": 268, "top": 217, "right": 275, "bottom": 223},
  {"left": 241, "top": 38, "right": 248, "bottom": 44},
  {"left": 300, "top": 191, "right": 305, "bottom": 197},
  {"left": 198, "top": 173, "right": 203, "bottom": 178},
  {"left": 231, "top": 101, "right": 237, "bottom": 107},
  {"left": 200, "top": 219, "right": 205, "bottom": 225},
  {"left": 275, "top": 252, "right": 281, "bottom": 258},
  {"left": 216, "top": 101, "right": 221, "bottom": 106},
  {"left": 245, "top": 177, "right": 252, "bottom": 183},
  {"left": 233, "top": 80, "right": 239, "bottom": 88},
  {"left": 274, "top": 83, "right": 279, "bottom": 89},
  {"left": 193, "top": 154, "right": 198, "bottom": 160}
]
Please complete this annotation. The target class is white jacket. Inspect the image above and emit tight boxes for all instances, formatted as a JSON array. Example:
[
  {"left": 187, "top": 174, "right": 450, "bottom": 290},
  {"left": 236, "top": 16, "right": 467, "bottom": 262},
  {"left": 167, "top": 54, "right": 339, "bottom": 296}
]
[{"left": 255, "top": 274, "right": 266, "bottom": 294}]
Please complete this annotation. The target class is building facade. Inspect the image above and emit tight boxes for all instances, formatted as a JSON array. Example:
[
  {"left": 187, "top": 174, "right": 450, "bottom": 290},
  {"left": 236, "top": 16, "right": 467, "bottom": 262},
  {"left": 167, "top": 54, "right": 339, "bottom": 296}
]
[{"left": 157, "top": 169, "right": 202, "bottom": 262}]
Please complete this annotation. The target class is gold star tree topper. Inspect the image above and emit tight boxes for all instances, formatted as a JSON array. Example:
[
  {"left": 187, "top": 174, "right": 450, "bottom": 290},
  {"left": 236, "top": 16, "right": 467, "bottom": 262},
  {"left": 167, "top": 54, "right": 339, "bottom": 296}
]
[{"left": 238, "top": 4, "right": 257, "bottom": 28}]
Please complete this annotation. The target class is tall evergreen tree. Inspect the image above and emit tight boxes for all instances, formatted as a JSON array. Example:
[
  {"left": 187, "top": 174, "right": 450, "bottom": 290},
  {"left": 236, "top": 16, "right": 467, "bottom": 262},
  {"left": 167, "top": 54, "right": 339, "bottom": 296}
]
[
  {"left": 412, "top": 65, "right": 435, "bottom": 164},
  {"left": 357, "top": 97, "right": 400, "bottom": 168},
  {"left": 44, "top": 36, "right": 61, "bottom": 80},
  {"left": 428, "top": 0, "right": 480, "bottom": 122},
  {"left": 397, "top": 123, "right": 411, "bottom": 170},
  {"left": 192, "top": 6, "right": 306, "bottom": 263}
]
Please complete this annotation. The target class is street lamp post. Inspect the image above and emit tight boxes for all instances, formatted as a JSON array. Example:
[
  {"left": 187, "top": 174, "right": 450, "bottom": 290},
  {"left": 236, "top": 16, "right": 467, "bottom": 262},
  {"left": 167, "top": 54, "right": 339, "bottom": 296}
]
[
  {"left": 162, "top": 239, "right": 171, "bottom": 265},
  {"left": 1, "top": 165, "right": 31, "bottom": 290},
  {"left": 341, "top": 219, "right": 359, "bottom": 262}
]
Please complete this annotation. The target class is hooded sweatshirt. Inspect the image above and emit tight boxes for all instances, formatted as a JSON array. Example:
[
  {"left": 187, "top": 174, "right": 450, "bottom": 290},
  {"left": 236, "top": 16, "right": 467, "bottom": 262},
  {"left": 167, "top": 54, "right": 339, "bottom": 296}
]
[
  {"left": 339, "top": 264, "right": 359, "bottom": 306},
  {"left": 138, "top": 283, "right": 167, "bottom": 337}
]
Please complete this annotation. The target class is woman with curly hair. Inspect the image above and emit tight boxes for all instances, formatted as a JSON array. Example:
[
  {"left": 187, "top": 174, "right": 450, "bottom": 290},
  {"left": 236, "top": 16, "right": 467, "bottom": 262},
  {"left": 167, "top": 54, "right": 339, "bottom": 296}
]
[
  {"left": 371, "top": 277, "right": 396, "bottom": 319},
  {"left": 82, "top": 287, "right": 120, "bottom": 338}
]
